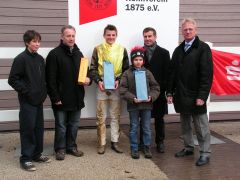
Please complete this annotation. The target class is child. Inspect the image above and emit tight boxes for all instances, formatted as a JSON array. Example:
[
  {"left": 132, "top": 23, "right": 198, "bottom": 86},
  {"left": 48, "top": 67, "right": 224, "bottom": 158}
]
[
  {"left": 119, "top": 46, "right": 160, "bottom": 159},
  {"left": 8, "top": 30, "right": 51, "bottom": 171}
]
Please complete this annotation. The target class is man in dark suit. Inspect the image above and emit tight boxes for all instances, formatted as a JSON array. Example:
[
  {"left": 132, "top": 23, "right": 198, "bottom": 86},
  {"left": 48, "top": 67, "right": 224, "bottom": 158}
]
[
  {"left": 139, "top": 27, "right": 170, "bottom": 153},
  {"left": 167, "top": 18, "right": 213, "bottom": 166}
]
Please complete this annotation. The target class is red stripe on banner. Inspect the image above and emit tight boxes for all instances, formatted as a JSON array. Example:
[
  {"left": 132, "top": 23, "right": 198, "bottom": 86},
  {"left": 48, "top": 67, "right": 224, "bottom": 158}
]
[
  {"left": 79, "top": 0, "right": 117, "bottom": 25},
  {"left": 211, "top": 49, "right": 240, "bottom": 95}
]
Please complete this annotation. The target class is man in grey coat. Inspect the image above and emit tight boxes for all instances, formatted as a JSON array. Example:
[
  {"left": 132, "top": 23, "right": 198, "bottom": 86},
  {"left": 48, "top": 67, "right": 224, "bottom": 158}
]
[{"left": 167, "top": 18, "right": 213, "bottom": 166}]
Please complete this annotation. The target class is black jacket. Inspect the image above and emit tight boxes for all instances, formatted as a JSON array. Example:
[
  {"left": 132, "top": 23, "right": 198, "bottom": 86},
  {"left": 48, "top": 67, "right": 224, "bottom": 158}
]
[
  {"left": 167, "top": 36, "right": 213, "bottom": 114},
  {"left": 8, "top": 49, "right": 47, "bottom": 106},
  {"left": 46, "top": 41, "right": 88, "bottom": 111},
  {"left": 144, "top": 45, "right": 170, "bottom": 117}
]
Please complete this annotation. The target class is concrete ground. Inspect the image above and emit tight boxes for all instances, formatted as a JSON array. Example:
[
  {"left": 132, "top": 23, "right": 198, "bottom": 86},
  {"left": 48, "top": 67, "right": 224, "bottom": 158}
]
[
  {"left": 0, "top": 128, "right": 168, "bottom": 180},
  {"left": 0, "top": 121, "right": 239, "bottom": 180}
]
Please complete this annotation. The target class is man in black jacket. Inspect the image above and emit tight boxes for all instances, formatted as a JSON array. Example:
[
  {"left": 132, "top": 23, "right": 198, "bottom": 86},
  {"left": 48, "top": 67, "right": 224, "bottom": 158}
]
[
  {"left": 140, "top": 27, "right": 170, "bottom": 153},
  {"left": 8, "top": 30, "right": 51, "bottom": 171},
  {"left": 46, "top": 25, "right": 91, "bottom": 161},
  {"left": 167, "top": 18, "right": 213, "bottom": 166}
]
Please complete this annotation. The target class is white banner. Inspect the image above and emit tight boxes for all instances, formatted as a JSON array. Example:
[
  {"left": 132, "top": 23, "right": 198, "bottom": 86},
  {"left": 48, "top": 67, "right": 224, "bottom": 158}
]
[{"left": 69, "top": 0, "right": 179, "bottom": 58}]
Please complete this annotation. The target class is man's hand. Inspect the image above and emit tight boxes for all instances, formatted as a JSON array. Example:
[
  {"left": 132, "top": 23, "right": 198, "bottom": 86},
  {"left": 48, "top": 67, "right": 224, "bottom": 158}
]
[
  {"left": 196, "top": 99, "right": 205, "bottom": 106},
  {"left": 79, "top": 77, "right": 91, "bottom": 86},
  {"left": 55, "top": 101, "right": 62, "bottom": 105}
]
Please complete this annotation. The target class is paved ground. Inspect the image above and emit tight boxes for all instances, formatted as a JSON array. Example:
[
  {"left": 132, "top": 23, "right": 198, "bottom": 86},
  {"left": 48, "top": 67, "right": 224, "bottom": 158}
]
[
  {"left": 0, "top": 121, "right": 240, "bottom": 180},
  {"left": 0, "top": 128, "right": 168, "bottom": 180}
]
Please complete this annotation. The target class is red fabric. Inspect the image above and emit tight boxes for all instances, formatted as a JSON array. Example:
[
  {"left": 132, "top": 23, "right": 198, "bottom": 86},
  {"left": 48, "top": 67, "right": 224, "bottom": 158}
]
[
  {"left": 211, "top": 49, "right": 240, "bottom": 95},
  {"left": 79, "top": 0, "right": 117, "bottom": 25}
]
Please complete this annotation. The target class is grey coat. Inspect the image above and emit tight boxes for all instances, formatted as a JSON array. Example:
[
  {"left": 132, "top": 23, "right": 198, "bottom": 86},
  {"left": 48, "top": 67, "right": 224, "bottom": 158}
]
[{"left": 119, "top": 66, "right": 160, "bottom": 112}]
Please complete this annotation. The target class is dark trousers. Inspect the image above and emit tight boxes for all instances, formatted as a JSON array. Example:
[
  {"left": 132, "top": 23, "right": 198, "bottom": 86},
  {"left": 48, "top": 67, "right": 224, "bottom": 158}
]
[
  {"left": 154, "top": 116, "right": 165, "bottom": 144},
  {"left": 19, "top": 100, "right": 44, "bottom": 163},
  {"left": 140, "top": 115, "right": 165, "bottom": 146},
  {"left": 53, "top": 110, "right": 81, "bottom": 152}
]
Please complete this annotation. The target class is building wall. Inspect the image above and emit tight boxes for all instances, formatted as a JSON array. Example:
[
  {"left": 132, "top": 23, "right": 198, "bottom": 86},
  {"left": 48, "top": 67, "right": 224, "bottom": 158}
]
[{"left": 0, "top": 0, "right": 240, "bottom": 130}]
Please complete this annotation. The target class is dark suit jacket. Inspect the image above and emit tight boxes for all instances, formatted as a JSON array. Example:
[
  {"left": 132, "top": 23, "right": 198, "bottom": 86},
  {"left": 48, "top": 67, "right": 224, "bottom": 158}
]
[{"left": 144, "top": 45, "right": 170, "bottom": 118}]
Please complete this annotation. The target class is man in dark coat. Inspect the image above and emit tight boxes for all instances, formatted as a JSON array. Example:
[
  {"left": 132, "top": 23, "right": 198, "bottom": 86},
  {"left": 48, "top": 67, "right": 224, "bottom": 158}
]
[
  {"left": 46, "top": 25, "right": 91, "bottom": 161},
  {"left": 167, "top": 18, "right": 213, "bottom": 166},
  {"left": 140, "top": 27, "right": 170, "bottom": 153}
]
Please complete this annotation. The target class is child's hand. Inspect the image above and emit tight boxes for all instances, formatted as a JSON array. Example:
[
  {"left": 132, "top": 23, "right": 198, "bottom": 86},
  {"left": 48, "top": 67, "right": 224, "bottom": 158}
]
[
  {"left": 98, "top": 81, "right": 105, "bottom": 91},
  {"left": 133, "top": 97, "right": 142, "bottom": 103},
  {"left": 146, "top": 96, "right": 152, "bottom": 102},
  {"left": 142, "top": 96, "right": 151, "bottom": 103}
]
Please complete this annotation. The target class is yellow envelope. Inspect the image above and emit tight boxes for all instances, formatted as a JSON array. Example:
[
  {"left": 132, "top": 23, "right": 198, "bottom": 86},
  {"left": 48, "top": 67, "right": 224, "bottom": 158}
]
[{"left": 78, "top": 58, "right": 88, "bottom": 83}]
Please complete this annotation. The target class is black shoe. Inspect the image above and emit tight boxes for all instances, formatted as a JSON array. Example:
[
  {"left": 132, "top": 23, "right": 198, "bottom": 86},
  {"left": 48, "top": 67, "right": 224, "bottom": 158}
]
[
  {"left": 33, "top": 155, "right": 51, "bottom": 163},
  {"left": 143, "top": 146, "right": 152, "bottom": 159},
  {"left": 56, "top": 149, "right": 65, "bottom": 160},
  {"left": 196, "top": 156, "right": 210, "bottom": 166},
  {"left": 66, "top": 148, "right": 84, "bottom": 157},
  {"left": 175, "top": 149, "right": 194, "bottom": 157},
  {"left": 131, "top": 150, "right": 140, "bottom": 159},
  {"left": 21, "top": 161, "right": 36, "bottom": 171},
  {"left": 156, "top": 142, "right": 165, "bottom": 153},
  {"left": 111, "top": 142, "right": 123, "bottom": 153}
]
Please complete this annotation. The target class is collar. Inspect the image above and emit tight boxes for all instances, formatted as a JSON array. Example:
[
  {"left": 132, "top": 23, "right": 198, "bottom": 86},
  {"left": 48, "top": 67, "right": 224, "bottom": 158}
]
[
  {"left": 25, "top": 48, "right": 38, "bottom": 57},
  {"left": 60, "top": 40, "right": 79, "bottom": 55},
  {"left": 185, "top": 37, "right": 195, "bottom": 46},
  {"left": 130, "top": 65, "right": 146, "bottom": 71}
]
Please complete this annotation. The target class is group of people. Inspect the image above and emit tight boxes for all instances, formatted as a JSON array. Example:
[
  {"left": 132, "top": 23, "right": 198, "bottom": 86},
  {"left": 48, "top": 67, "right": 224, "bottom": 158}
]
[{"left": 8, "top": 17, "right": 213, "bottom": 172}]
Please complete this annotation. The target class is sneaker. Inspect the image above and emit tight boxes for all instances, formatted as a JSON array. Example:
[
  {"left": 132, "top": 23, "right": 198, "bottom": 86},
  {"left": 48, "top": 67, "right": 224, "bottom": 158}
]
[
  {"left": 143, "top": 146, "right": 152, "bottom": 159},
  {"left": 56, "top": 149, "right": 65, "bottom": 160},
  {"left": 97, "top": 145, "right": 105, "bottom": 154},
  {"left": 111, "top": 142, "right": 123, "bottom": 153},
  {"left": 33, "top": 155, "right": 51, "bottom": 163},
  {"left": 66, "top": 148, "right": 84, "bottom": 157},
  {"left": 21, "top": 162, "right": 36, "bottom": 171},
  {"left": 131, "top": 150, "right": 140, "bottom": 159}
]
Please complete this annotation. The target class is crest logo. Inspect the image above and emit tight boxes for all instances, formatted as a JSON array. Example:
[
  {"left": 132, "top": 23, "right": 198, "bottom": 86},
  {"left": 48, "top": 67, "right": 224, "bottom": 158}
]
[
  {"left": 80, "top": 0, "right": 117, "bottom": 25},
  {"left": 85, "top": 0, "right": 112, "bottom": 10}
]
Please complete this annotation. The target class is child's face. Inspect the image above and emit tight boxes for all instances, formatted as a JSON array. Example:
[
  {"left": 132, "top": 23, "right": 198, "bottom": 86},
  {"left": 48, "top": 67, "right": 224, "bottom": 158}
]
[
  {"left": 133, "top": 56, "right": 144, "bottom": 68},
  {"left": 26, "top": 38, "right": 40, "bottom": 53}
]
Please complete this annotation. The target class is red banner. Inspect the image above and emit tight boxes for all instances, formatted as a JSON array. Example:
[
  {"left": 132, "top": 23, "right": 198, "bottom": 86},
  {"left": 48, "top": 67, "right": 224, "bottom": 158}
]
[
  {"left": 79, "top": 0, "right": 117, "bottom": 25},
  {"left": 211, "top": 49, "right": 240, "bottom": 95}
]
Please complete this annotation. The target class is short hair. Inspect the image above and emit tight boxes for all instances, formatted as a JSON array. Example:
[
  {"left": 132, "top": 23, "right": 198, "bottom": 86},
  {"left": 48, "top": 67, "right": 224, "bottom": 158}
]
[
  {"left": 61, "top": 25, "right": 76, "bottom": 34},
  {"left": 142, "top": 27, "right": 157, "bottom": 36},
  {"left": 103, "top": 24, "right": 118, "bottom": 36},
  {"left": 181, "top": 18, "right": 197, "bottom": 27},
  {"left": 23, "top": 30, "right": 41, "bottom": 46}
]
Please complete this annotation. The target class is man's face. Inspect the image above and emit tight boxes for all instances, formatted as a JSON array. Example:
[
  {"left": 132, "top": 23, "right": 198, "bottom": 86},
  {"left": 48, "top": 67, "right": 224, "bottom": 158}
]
[
  {"left": 104, "top": 30, "right": 117, "bottom": 45},
  {"left": 26, "top": 38, "right": 40, "bottom": 53},
  {"left": 182, "top": 22, "right": 197, "bottom": 42},
  {"left": 61, "top": 28, "right": 76, "bottom": 47},
  {"left": 143, "top": 31, "right": 157, "bottom": 46}
]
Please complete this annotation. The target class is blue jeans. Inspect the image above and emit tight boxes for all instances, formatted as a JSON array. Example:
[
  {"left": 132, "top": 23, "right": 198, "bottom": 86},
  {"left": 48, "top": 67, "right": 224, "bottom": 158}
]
[
  {"left": 129, "top": 109, "right": 151, "bottom": 151},
  {"left": 53, "top": 110, "right": 81, "bottom": 152}
]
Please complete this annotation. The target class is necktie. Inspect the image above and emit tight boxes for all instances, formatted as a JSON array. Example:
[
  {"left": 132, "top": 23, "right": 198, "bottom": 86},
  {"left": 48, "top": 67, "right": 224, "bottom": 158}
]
[{"left": 184, "top": 43, "right": 191, "bottom": 52}]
